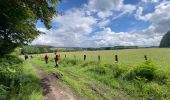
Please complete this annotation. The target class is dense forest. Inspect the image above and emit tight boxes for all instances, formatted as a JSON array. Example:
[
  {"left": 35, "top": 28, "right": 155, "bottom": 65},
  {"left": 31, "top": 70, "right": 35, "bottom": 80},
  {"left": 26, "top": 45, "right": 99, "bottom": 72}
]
[{"left": 160, "top": 31, "right": 170, "bottom": 47}]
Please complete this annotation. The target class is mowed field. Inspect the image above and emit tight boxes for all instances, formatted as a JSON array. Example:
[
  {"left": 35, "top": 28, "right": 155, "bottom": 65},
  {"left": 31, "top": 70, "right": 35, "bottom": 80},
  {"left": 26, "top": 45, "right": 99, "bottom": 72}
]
[{"left": 54, "top": 48, "right": 170, "bottom": 68}]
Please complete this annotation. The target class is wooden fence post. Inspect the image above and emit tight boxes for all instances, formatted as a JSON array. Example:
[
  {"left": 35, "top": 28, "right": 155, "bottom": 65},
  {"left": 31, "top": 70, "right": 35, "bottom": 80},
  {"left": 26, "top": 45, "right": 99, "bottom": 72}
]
[
  {"left": 144, "top": 55, "right": 147, "bottom": 60},
  {"left": 115, "top": 55, "right": 118, "bottom": 63},
  {"left": 98, "top": 55, "right": 100, "bottom": 62},
  {"left": 65, "top": 54, "right": 66, "bottom": 58},
  {"left": 84, "top": 55, "right": 86, "bottom": 61}
]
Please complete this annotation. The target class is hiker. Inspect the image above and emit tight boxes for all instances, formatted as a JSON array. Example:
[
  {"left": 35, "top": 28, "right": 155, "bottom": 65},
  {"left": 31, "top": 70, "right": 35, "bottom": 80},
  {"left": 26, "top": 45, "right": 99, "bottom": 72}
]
[
  {"left": 24, "top": 54, "right": 28, "bottom": 60},
  {"left": 44, "top": 54, "right": 48, "bottom": 64},
  {"left": 54, "top": 52, "right": 60, "bottom": 67}
]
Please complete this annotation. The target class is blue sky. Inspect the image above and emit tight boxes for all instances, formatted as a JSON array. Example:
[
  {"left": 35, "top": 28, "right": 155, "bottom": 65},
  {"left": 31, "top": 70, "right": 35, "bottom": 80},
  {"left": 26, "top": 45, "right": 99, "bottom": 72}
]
[{"left": 33, "top": 0, "right": 170, "bottom": 47}]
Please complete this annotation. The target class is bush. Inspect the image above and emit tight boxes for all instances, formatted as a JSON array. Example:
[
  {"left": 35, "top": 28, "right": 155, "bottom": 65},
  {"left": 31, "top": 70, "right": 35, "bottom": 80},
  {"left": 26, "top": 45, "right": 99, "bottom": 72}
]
[
  {"left": 88, "top": 65, "right": 107, "bottom": 75},
  {"left": 0, "top": 85, "right": 9, "bottom": 100},
  {"left": 125, "top": 61, "right": 156, "bottom": 81},
  {"left": 154, "top": 68, "right": 170, "bottom": 84},
  {"left": 144, "top": 83, "right": 166, "bottom": 100},
  {"left": 0, "top": 55, "right": 23, "bottom": 99},
  {"left": 111, "top": 64, "right": 127, "bottom": 78}
]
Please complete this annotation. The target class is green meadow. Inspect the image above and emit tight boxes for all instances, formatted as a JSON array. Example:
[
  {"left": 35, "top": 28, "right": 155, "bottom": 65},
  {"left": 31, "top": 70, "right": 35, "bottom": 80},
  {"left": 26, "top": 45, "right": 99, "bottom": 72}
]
[
  {"left": 32, "top": 48, "right": 170, "bottom": 100},
  {"left": 45, "top": 48, "right": 170, "bottom": 67}
]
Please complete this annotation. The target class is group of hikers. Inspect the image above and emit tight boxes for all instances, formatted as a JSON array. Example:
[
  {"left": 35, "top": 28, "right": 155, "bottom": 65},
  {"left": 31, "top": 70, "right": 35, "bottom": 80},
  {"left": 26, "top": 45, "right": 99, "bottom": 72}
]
[
  {"left": 24, "top": 52, "right": 60, "bottom": 67},
  {"left": 24, "top": 54, "right": 33, "bottom": 60},
  {"left": 44, "top": 52, "right": 60, "bottom": 67}
]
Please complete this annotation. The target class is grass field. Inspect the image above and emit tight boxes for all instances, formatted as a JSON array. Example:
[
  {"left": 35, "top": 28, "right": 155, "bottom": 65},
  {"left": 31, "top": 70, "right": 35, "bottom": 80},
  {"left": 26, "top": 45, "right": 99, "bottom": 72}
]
[
  {"left": 31, "top": 48, "right": 170, "bottom": 99},
  {"left": 41, "top": 48, "right": 170, "bottom": 67}
]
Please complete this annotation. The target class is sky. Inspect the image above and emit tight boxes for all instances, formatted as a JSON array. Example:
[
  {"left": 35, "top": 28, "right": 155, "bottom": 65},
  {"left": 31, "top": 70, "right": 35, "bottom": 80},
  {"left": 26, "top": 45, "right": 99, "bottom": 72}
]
[{"left": 32, "top": 0, "right": 170, "bottom": 47}]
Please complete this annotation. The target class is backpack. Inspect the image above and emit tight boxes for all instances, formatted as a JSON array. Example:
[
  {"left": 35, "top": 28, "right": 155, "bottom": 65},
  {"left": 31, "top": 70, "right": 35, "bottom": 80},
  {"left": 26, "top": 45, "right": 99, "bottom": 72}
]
[
  {"left": 55, "top": 54, "right": 60, "bottom": 60},
  {"left": 45, "top": 55, "right": 48, "bottom": 59}
]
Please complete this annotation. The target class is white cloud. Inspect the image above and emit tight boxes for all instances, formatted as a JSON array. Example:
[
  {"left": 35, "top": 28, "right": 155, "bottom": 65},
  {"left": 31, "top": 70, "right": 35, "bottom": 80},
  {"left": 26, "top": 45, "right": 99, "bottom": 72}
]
[
  {"left": 92, "top": 28, "right": 162, "bottom": 47},
  {"left": 53, "top": 9, "right": 97, "bottom": 35},
  {"left": 97, "top": 11, "right": 113, "bottom": 19},
  {"left": 87, "top": 0, "right": 136, "bottom": 19},
  {"left": 33, "top": 9, "right": 97, "bottom": 47},
  {"left": 98, "top": 19, "right": 111, "bottom": 28},
  {"left": 142, "top": 0, "right": 160, "bottom": 3},
  {"left": 136, "top": 1, "right": 170, "bottom": 34},
  {"left": 32, "top": 0, "right": 169, "bottom": 47},
  {"left": 122, "top": 4, "right": 136, "bottom": 13},
  {"left": 88, "top": 0, "right": 123, "bottom": 11},
  {"left": 135, "top": 7, "right": 152, "bottom": 21}
]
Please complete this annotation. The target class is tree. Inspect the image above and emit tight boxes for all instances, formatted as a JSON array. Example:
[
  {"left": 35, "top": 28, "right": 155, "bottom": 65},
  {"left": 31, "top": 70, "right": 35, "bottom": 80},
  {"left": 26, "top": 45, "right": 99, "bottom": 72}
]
[
  {"left": 160, "top": 31, "right": 170, "bottom": 48},
  {"left": 0, "top": 0, "right": 60, "bottom": 56}
]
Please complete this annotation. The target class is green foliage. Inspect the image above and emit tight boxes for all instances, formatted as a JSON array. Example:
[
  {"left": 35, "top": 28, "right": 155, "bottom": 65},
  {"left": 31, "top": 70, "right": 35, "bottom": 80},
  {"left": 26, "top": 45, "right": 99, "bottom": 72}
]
[
  {"left": 125, "top": 61, "right": 156, "bottom": 81},
  {"left": 0, "top": 55, "right": 23, "bottom": 99},
  {"left": 0, "top": 0, "right": 60, "bottom": 55},
  {"left": 0, "top": 55, "right": 43, "bottom": 99},
  {"left": 160, "top": 31, "right": 170, "bottom": 48},
  {"left": 0, "top": 85, "right": 9, "bottom": 100},
  {"left": 22, "top": 45, "right": 53, "bottom": 54},
  {"left": 15, "top": 61, "right": 43, "bottom": 100},
  {"left": 112, "top": 64, "right": 127, "bottom": 78},
  {"left": 154, "top": 68, "right": 170, "bottom": 84},
  {"left": 144, "top": 83, "right": 167, "bottom": 100},
  {"left": 88, "top": 65, "right": 107, "bottom": 75}
]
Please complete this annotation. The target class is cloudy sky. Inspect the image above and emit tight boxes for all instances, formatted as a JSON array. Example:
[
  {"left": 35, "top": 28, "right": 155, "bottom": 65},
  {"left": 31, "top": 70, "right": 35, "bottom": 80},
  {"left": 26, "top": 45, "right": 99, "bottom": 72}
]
[{"left": 32, "top": 0, "right": 170, "bottom": 47}]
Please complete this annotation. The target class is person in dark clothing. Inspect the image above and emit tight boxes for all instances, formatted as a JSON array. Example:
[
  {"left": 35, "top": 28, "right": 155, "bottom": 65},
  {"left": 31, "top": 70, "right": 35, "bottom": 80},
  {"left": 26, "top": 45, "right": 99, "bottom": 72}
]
[
  {"left": 24, "top": 54, "right": 28, "bottom": 60},
  {"left": 54, "top": 52, "right": 60, "bottom": 67},
  {"left": 44, "top": 54, "right": 48, "bottom": 64}
]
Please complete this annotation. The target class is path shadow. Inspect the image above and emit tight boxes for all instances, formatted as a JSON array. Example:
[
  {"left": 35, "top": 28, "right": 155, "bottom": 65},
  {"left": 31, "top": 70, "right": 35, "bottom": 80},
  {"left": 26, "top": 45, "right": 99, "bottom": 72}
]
[{"left": 41, "top": 77, "right": 52, "bottom": 96}]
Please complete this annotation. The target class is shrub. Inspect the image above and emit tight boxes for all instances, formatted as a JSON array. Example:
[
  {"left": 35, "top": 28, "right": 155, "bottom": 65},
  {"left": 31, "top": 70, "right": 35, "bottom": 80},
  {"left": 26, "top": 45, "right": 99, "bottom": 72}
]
[
  {"left": 0, "top": 85, "right": 9, "bottom": 100},
  {"left": 88, "top": 65, "right": 107, "bottom": 75},
  {"left": 125, "top": 61, "right": 156, "bottom": 81},
  {"left": 154, "top": 68, "right": 170, "bottom": 84},
  {"left": 144, "top": 83, "right": 166, "bottom": 100},
  {"left": 111, "top": 64, "right": 127, "bottom": 78},
  {"left": 0, "top": 55, "right": 23, "bottom": 99}
]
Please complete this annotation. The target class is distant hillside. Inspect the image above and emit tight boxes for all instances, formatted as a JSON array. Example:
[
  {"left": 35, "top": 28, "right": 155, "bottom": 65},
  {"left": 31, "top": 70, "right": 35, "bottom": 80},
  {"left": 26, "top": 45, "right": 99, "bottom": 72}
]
[{"left": 33, "top": 45, "right": 56, "bottom": 48}]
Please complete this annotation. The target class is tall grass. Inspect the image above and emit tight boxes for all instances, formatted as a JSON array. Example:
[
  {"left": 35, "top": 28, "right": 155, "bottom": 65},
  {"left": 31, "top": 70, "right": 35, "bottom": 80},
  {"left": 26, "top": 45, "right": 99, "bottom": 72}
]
[
  {"left": 0, "top": 55, "right": 23, "bottom": 100},
  {"left": 13, "top": 61, "right": 43, "bottom": 100},
  {"left": 0, "top": 55, "right": 43, "bottom": 100}
]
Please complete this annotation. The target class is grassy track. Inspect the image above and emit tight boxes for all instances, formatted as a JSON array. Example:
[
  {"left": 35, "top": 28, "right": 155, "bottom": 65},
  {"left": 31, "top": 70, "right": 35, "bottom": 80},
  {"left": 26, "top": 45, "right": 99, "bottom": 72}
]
[
  {"left": 31, "top": 48, "right": 170, "bottom": 99},
  {"left": 11, "top": 60, "right": 43, "bottom": 100},
  {"left": 20, "top": 61, "right": 43, "bottom": 100}
]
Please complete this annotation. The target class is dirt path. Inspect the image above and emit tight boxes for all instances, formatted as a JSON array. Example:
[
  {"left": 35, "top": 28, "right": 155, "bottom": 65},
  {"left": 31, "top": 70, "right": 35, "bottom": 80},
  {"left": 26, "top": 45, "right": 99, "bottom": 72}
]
[{"left": 32, "top": 64, "right": 79, "bottom": 100}]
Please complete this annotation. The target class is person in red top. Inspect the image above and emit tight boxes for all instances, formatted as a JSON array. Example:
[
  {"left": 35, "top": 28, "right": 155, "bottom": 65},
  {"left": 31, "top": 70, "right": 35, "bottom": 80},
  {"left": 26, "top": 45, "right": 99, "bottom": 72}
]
[
  {"left": 44, "top": 54, "right": 48, "bottom": 64},
  {"left": 54, "top": 52, "right": 60, "bottom": 67}
]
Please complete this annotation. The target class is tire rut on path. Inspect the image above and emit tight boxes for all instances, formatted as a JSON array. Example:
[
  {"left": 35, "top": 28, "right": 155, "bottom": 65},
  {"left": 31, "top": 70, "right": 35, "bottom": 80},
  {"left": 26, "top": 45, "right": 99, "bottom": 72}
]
[{"left": 32, "top": 64, "right": 78, "bottom": 100}]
